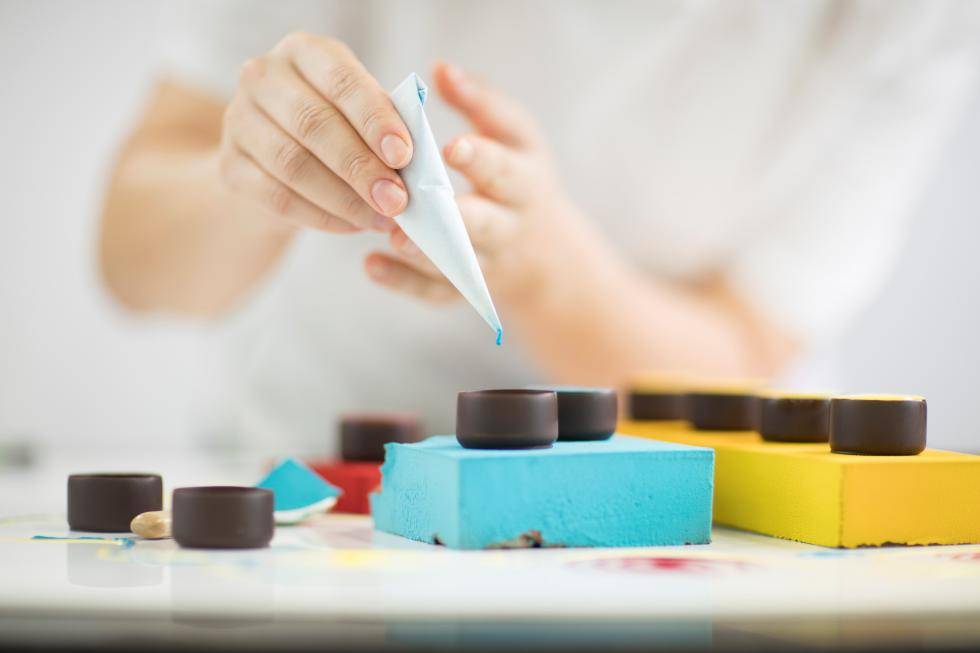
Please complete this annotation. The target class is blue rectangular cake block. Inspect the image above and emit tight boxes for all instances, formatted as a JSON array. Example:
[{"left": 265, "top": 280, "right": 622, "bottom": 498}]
[{"left": 371, "top": 435, "right": 714, "bottom": 550}]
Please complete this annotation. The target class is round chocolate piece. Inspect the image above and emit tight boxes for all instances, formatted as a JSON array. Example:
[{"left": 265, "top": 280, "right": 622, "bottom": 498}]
[
  {"left": 172, "top": 486, "right": 274, "bottom": 549},
  {"left": 687, "top": 392, "right": 760, "bottom": 431},
  {"left": 340, "top": 413, "right": 421, "bottom": 462},
  {"left": 628, "top": 392, "right": 687, "bottom": 421},
  {"left": 758, "top": 392, "right": 832, "bottom": 443},
  {"left": 67, "top": 473, "right": 163, "bottom": 532},
  {"left": 456, "top": 389, "right": 559, "bottom": 449},
  {"left": 627, "top": 374, "right": 690, "bottom": 421},
  {"left": 830, "top": 395, "right": 927, "bottom": 456},
  {"left": 531, "top": 386, "right": 617, "bottom": 441}
]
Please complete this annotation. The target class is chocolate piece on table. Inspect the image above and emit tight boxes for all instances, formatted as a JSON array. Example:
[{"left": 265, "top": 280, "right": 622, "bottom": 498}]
[
  {"left": 340, "top": 413, "right": 421, "bottom": 462},
  {"left": 172, "top": 486, "right": 274, "bottom": 549},
  {"left": 456, "top": 389, "right": 559, "bottom": 449},
  {"left": 758, "top": 392, "right": 832, "bottom": 443},
  {"left": 67, "top": 473, "right": 162, "bottom": 532},
  {"left": 830, "top": 395, "right": 927, "bottom": 456}
]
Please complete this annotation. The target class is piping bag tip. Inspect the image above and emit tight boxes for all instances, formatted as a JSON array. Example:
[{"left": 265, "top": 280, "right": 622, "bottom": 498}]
[{"left": 390, "top": 72, "right": 504, "bottom": 345}]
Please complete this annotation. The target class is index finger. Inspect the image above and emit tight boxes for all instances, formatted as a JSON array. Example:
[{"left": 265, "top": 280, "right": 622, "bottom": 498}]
[
  {"left": 432, "top": 60, "right": 541, "bottom": 150},
  {"left": 280, "top": 34, "right": 413, "bottom": 170}
]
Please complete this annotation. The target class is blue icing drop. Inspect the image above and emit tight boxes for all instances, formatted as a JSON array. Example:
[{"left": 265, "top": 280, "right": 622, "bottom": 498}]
[
  {"left": 256, "top": 457, "right": 340, "bottom": 512},
  {"left": 495, "top": 328, "right": 503, "bottom": 346}
]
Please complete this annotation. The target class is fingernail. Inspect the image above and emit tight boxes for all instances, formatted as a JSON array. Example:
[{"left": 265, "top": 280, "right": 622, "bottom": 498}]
[
  {"left": 380, "top": 134, "right": 411, "bottom": 168},
  {"left": 445, "top": 63, "right": 465, "bottom": 84},
  {"left": 371, "top": 179, "right": 408, "bottom": 216},
  {"left": 445, "top": 63, "right": 476, "bottom": 100},
  {"left": 399, "top": 237, "right": 421, "bottom": 257},
  {"left": 373, "top": 214, "right": 396, "bottom": 233},
  {"left": 450, "top": 138, "right": 474, "bottom": 165}
]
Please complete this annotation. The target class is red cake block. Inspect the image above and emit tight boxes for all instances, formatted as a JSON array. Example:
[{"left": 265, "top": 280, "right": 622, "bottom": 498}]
[{"left": 306, "top": 459, "right": 382, "bottom": 515}]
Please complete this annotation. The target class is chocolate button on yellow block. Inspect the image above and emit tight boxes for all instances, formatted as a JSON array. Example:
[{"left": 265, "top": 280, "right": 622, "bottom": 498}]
[{"left": 620, "top": 420, "right": 980, "bottom": 547}]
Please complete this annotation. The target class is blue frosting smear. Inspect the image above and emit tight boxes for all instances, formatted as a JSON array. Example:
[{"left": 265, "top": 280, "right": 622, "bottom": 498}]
[
  {"left": 256, "top": 458, "right": 340, "bottom": 512},
  {"left": 32, "top": 535, "right": 135, "bottom": 548},
  {"left": 495, "top": 328, "right": 503, "bottom": 346}
]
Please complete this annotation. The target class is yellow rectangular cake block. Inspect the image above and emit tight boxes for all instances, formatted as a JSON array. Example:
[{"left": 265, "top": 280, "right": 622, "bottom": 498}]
[{"left": 620, "top": 420, "right": 980, "bottom": 547}]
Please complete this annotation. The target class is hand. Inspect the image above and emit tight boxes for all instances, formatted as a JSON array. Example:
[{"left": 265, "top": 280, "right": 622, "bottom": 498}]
[
  {"left": 218, "top": 32, "right": 413, "bottom": 234},
  {"left": 366, "top": 61, "right": 600, "bottom": 308}
]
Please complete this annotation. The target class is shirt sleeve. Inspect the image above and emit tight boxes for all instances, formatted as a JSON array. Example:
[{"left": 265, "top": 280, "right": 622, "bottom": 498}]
[
  {"left": 156, "top": 0, "right": 362, "bottom": 98},
  {"left": 727, "top": 2, "right": 980, "bottom": 345}
]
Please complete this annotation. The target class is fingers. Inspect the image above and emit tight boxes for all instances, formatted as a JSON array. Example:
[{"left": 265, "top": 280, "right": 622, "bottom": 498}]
[
  {"left": 456, "top": 194, "right": 521, "bottom": 254},
  {"left": 383, "top": 195, "right": 515, "bottom": 286},
  {"left": 226, "top": 96, "right": 393, "bottom": 232},
  {"left": 239, "top": 57, "right": 408, "bottom": 219},
  {"left": 387, "top": 191, "right": 518, "bottom": 261},
  {"left": 444, "top": 134, "right": 536, "bottom": 206},
  {"left": 375, "top": 196, "right": 519, "bottom": 304},
  {"left": 387, "top": 228, "right": 443, "bottom": 278},
  {"left": 365, "top": 252, "right": 460, "bottom": 304},
  {"left": 220, "top": 147, "right": 360, "bottom": 234},
  {"left": 278, "top": 32, "right": 413, "bottom": 169},
  {"left": 432, "top": 60, "right": 541, "bottom": 150}
]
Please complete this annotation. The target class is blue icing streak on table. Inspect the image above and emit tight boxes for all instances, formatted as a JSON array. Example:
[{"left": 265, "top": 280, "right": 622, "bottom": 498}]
[{"left": 373, "top": 435, "right": 714, "bottom": 550}]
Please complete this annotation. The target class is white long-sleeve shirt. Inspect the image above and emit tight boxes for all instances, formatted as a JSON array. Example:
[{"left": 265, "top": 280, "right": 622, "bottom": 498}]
[{"left": 160, "top": 0, "right": 980, "bottom": 453}]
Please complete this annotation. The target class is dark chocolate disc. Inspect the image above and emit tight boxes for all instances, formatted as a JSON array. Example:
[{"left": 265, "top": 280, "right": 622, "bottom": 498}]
[
  {"left": 172, "top": 486, "right": 274, "bottom": 549},
  {"left": 67, "top": 473, "right": 162, "bottom": 532},
  {"left": 687, "top": 392, "right": 760, "bottom": 431},
  {"left": 456, "top": 389, "right": 559, "bottom": 449},
  {"left": 340, "top": 413, "right": 421, "bottom": 462},
  {"left": 830, "top": 395, "right": 927, "bottom": 455},
  {"left": 628, "top": 392, "right": 687, "bottom": 421},
  {"left": 758, "top": 393, "right": 832, "bottom": 443},
  {"left": 627, "top": 375, "right": 690, "bottom": 420},
  {"left": 531, "top": 386, "right": 617, "bottom": 441}
]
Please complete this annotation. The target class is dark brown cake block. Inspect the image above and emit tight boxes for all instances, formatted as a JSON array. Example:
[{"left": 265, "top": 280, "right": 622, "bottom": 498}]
[
  {"left": 340, "top": 413, "right": 421, "bottom": 462},
  {"left": 758, "top": 392, "right": 832, "bottom": 443},
  {"left": 172, "top": 486, "right": 274, "bottom": 549},
  {"left": 67, "top": 473, "right": 162, "bottom": 532},
  {"left": 830, "top": 395, "right": 927, "bottom": 456},
  {"left": 456, "top": 389, "right": 559, "bottom": 449}
]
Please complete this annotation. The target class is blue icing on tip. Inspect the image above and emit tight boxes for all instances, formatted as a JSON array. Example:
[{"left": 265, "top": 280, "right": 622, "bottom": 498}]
[
  {"left": 256, "top": 457, "right": 340, "bottom": 512},
  {"left": 495, "top": 328, "right": 503, "bottom": 346},
  {"left": 415, "top": 75, "right": 427, "bottom": 105}
]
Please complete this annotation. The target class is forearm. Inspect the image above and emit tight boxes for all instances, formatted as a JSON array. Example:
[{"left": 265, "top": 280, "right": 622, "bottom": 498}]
[
  {"left": 506, "top": 213, "right": 798, "bottom": 385},
  {"left": 100, "top": 134, "right": 295, "bottom": 317}
]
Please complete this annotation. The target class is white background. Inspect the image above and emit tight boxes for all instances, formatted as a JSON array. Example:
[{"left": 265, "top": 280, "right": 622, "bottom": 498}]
[{"left": 1, "top": 1, "right": 978, "bottom": 454}]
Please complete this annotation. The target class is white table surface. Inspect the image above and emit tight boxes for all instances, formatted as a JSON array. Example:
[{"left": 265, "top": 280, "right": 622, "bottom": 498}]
[{"left": 2, "top": 446, "right": 979, "bottom": 650}]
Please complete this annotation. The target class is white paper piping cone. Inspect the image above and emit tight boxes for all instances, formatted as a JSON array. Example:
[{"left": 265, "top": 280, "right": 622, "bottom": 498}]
[{"left": 389, "top": 73, "right": 503, "bottom": 345}]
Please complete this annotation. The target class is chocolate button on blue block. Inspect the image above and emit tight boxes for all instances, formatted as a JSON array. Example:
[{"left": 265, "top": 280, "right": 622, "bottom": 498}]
[
  {"left": 371, "top": 435, "right": 714, "bottom": 550},
  {"left": 528, "top": 386, "right": 618, "bottom": 441},
  {"left": 456, "top": 389, "right": 558, "bottom": 449}
]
